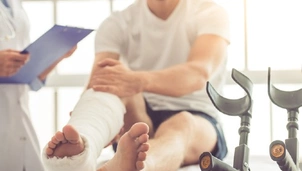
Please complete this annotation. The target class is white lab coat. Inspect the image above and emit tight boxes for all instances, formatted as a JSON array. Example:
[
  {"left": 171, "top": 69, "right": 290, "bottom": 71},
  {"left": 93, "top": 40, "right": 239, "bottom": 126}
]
[{"left": 0, "top": 1, "right": 44, "bottom": 170}]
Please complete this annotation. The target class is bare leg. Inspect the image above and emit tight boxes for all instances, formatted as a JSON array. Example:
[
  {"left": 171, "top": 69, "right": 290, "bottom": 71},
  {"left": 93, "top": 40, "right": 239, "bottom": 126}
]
[
  {"left": 98, "top": 122, "right": 150, "bottom": 171},
  {"left": 142, "top": 112, "right": 217, "bottom": 171}
]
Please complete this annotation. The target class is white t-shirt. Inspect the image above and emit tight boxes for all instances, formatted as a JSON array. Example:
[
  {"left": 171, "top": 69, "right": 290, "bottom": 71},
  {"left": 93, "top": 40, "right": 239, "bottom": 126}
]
[{"left": 95, "top": 0, "right": 230, "bottom": 120}]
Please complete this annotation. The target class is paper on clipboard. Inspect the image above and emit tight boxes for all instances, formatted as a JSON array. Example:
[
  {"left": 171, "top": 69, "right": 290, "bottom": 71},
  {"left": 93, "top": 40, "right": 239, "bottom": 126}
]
[{"left": 0, "top": 24, "right": 94, "bottom": 84}]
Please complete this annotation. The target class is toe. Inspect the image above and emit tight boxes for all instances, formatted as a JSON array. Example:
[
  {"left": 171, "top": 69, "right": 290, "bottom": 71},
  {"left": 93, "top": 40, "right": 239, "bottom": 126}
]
[
  {"left": 51, "top": 136, "right": 59, "bottom": 144},
  {"left": 55, "top": 131, "right": 66, "bottom": 142},
  {"left": 137, "top": 134, "right": 149, "bottom": 144},
  {"left": 138, "top": 143, "right": 149, "bottom": 152},
  {"left": 137, "top": 151, "right": 147, "bottom": 161},
  {"left": 128, "top": 123, "right": 149, "bottom": 139},
  {"left": 136, "top": 161, "right": 145, "bottom": 170},
  {"left": 48, "top": 141, "right": 56, "bottom": 149},
  {"left": 62, "top": 125, "right": 81, "bottom": 144},
  {"left": 46, "top": 147, "right": 54, "bottom": 156}
]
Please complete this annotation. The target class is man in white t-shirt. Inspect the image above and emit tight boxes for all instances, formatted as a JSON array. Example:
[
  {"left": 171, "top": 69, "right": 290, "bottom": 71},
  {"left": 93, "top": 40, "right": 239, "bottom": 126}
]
[{"left": 42, "top": 0, "right": 230, "bottom": 170}]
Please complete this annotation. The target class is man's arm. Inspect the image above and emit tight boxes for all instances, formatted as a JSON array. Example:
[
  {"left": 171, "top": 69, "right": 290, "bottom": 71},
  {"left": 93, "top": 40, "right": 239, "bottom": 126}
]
[
  {"left": 139, "top": 34, "right": 228, "bottom": 97},
  {"left": 91, "top": 34, "right": 228, "bottom": 97}
]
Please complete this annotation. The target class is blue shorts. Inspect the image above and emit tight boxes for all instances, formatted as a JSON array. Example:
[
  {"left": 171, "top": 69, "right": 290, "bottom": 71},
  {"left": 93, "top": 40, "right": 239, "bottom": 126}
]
[{"left": 145, "top": 101, "right": 228, "bottom": 160}]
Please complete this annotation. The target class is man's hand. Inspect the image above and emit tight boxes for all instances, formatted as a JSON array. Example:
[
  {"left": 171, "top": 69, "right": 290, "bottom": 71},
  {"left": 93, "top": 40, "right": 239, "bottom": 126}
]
[
  {"left": 91, "top": 58, "right": 145, "bottom": 97},
  {"left": 0, "top": 49, "right": 29, "bottom": 77}
]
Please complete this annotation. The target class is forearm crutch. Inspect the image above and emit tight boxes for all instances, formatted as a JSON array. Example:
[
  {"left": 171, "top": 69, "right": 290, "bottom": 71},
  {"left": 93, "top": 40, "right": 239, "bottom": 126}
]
[
  {"left": 200, "top": 68, "right": 254, "bottom": 171},
  {"left": 268, "top": 67, "right": 301, "bottom": 171}
]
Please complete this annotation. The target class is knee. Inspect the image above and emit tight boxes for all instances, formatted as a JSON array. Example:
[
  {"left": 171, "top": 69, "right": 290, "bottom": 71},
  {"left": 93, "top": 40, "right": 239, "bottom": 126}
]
[
  {"left": 160, "top": 111, "right": 196, "bottom": 132},
  {"left": 174, "top": 111, "right": 196, "bottom": 124}
]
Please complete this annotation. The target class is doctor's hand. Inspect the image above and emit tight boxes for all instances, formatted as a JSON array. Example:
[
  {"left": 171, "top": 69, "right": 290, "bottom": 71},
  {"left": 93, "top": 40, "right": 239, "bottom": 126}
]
[
  {"left": 0, "top": 49, "right": 29, "bottom": 77},
  {"left": 91, "top": 58, "right": 144, "bottom": 97},
  {"left": 61, "top": 45, "right": 77, "bottom": 59}
]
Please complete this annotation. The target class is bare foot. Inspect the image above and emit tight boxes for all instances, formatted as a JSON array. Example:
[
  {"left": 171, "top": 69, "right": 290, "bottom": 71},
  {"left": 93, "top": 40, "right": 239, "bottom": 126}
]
[
  {"left": 99, "top": 122, "right": 150, "bottom": 171},
  {"left": 46, "top": 125, "right": 85, "bottom": 158}
]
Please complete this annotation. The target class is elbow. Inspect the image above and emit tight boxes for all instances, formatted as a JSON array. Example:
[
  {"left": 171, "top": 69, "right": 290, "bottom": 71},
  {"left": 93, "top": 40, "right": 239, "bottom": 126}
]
[
  {"left": 195, "top": 68, "right": 210, "bottom": 91},
  {"left": 193, "top": 77, "right": 208, "bottom": 92},
  {"left": 172, "top": 69, "right": 210, "bottom": 97},
  {"left": 172, "top": 77, "right": 209, "bottom": 97},
  {"left": 187, "top": 61, "right": 211, "bottom": 91},
  {"left": 194, "top": 81, "right": 205, "bottom": 91}
]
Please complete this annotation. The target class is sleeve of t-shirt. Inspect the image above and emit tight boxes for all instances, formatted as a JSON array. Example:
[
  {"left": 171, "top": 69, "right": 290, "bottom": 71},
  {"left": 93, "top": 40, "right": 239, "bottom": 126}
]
[
  {"left": 94, "top": 15, "right": 124, "bottom": 54},
  {"left": 197, "top": 3, "right": 230, "bottom": 43}
]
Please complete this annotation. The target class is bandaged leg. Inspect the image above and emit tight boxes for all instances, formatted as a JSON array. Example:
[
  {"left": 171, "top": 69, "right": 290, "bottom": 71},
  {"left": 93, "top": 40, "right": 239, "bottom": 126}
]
[{"left": 42, "top": 89, "right": 125, "bottom": 171}]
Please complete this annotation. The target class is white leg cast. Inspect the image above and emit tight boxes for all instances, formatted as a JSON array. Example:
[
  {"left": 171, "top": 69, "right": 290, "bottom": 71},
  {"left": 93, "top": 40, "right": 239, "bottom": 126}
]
[{"left": 42, "top": 89, "right": 125, "bottom": 171}]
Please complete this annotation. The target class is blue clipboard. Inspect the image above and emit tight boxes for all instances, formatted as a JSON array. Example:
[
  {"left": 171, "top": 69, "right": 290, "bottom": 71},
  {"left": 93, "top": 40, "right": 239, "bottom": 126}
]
[{"left": 0, "top": 24, "right": 94, "bottom": 84}]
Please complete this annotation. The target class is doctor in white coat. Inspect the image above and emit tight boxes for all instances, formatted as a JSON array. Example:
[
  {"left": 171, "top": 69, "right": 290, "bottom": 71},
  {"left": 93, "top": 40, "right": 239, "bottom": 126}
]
[{"left": 0, "top": 0, "right": 76, "bottom": 170}]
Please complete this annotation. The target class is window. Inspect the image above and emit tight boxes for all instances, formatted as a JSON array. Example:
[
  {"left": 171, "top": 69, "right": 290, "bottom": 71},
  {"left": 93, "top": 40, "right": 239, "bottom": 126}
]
[
  {"left": 28, "top": 88, "right": 55, "bottom": 149},
  {"left": 215, "top": 0, "right": 245, "bottom": 70},
  {"left": 57, "top": 87, "right": 83, "bottom": 129},
  {"left": 56, "top": 0, "right": 111, "bottom": 74},
  {"left": 247, "top": 0, "right": 302, "bottom": 70},
  {"left": 22, "top": 1, "right": 54, "bottom": 41}
]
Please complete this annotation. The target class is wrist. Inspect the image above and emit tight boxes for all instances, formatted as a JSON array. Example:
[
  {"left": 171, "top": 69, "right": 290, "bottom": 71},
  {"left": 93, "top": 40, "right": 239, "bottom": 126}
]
[{"left": 137, "top": 71, "right": 151, "bottom": 92}]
